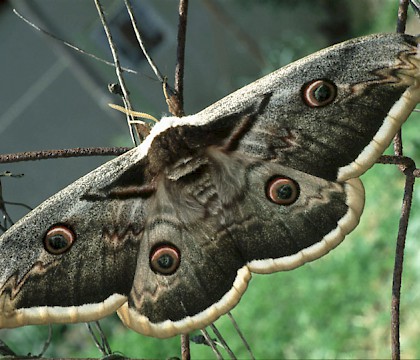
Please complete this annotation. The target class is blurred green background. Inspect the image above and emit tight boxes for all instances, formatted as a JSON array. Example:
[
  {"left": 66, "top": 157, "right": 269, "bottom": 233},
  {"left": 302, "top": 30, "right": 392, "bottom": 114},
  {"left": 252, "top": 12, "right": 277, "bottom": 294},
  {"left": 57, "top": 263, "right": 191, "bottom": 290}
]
[{"left": 1, "top": 0, "right": 420, "bottom": 359}]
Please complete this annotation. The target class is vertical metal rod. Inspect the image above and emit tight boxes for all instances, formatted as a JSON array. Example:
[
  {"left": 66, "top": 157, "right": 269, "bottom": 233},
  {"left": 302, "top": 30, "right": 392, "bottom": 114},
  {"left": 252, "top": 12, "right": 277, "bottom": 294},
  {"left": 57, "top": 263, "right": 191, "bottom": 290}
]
[
  {"left": 391, "top": 172, "right": 415, "bottom": 360},
  {"left": 390, "top": 2, "right": 410, "bottom": 359},
  {"left": 174, "top": 0, "right": 189, "bottom": 117}
]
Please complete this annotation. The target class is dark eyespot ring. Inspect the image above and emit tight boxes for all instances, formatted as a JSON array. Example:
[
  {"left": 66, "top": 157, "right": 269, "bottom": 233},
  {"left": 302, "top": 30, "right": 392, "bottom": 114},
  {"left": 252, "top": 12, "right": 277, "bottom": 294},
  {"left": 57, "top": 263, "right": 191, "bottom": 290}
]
[
  {"left": 150, "top": 244, "right": 181, "bottom": 275},
  {"left": 44, "top": 225, "right": 75, "bottom": 255},
  {"left": 302, "top": 79, "right": 336, "bottom": 107},
  {"left": 266, "top": 176, "right": 299, "bottom": 205}
]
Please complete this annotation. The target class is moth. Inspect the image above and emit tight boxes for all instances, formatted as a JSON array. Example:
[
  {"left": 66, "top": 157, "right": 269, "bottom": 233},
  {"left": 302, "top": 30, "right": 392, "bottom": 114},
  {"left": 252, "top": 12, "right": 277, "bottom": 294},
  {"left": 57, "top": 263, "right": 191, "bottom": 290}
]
[{"left": 0, "top": 33, "right": 419, "bottom": 339}]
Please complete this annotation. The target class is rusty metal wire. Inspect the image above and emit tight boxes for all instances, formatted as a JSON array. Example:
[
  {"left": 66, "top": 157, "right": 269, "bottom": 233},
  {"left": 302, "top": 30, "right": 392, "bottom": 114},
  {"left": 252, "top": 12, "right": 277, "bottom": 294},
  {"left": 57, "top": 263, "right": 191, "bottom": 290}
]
[
  {"left": 0, "top": 147, "right": 132, "bottom": 163},
  {"left": 384, "top": 2, "right": 419, "bottom": 359}
]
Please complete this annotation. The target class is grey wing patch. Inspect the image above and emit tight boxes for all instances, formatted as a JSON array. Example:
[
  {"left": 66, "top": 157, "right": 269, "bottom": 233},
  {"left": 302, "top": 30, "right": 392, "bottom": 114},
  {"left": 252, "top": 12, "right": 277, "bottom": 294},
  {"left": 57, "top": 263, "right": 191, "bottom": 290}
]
[
  {"left": 0, "top": 149, "right": 149, "bottom": 328},
  {"left": 118, "top": 165, "right": 250, "bottom": 337},
  {"left": 189, "top": 33, "right": 420, "bottom": 181},
  {"left": 239, "top": 162, "right": 364, "bottom": 273}
]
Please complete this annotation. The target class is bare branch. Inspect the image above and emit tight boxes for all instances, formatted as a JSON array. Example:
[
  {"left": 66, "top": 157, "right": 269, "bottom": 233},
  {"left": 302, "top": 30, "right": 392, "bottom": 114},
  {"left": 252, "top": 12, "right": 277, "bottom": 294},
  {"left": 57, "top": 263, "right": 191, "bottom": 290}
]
[
  {"left": 0, "top": 339, "right": 16, "bottom": 356},
  {"left": 38, "top": 325, "right": 53, "bottom": 357},
  {"left": 12, "top": 9, "right": 139, "bottom": 75},
  {"left": 227, "top": 312, "right": 255, "bottom": 360},
  {"left": 123, "top": 0, "right": 165, "bottom": 82},
  {"left": 86, "top": 322, "right": 112, "bottom": 356},
  {"left": 210, "top": 323, "right": 237, "bottom": 359},
  {"left": 93, "top": 0, "right": 144, "bottom": 144},
  {"left": 200, "top": 329, "right": 223, "bottom": 360}
]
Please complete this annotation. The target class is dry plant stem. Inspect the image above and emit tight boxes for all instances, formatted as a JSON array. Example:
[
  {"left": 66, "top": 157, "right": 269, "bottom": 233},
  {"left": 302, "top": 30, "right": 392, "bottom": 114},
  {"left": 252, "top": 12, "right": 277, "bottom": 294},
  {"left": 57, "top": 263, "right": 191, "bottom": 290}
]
[
  {"left": 86, "top": 322, "right": 112, "bottom": 356},
  {"left": 227, "top": 312, "right": 255, "bottom": 360},
  {"left": 2, "top": 201, "right": 32, "bottom": 212},
  {"left": 210, "top": 323, "right": 237, "bottom": 359},
  {"left": 93, "top": 0, "right": 139, "bottom": 144},
  {"left": 122, "top": 0, "right": 165, "bottom": 139},
  {"left": 0, "top": 172, "right": 32, "bottom": 232},
  {"left": 12, "top": 9, "right": 139, "bottom": 75},
  {"left": 200, "top": 329, "right": 223, "bottom": 360},
  {"left": 38, "top": 325, "right": 52, "bottom": 357},
  {"left": 123, "top": 0, "right": 164, "bottom": 82},
  {"left": 0, "top": 339, "right": 15, "bottom": 356},
  {"left": 0, "top": 183, "right": 14, "bottom": 230},
  {"left": 0, "top": 147, "right": 131, "bottom": 164},
  {"left": 123, "top": 0, "right": 178, "bottom": 113}
]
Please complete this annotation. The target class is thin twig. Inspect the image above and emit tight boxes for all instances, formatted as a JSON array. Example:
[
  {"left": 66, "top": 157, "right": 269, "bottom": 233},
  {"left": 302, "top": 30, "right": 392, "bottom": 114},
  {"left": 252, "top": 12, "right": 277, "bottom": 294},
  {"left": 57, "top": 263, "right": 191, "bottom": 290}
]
[
  {"left": 0, "top": 339, "right": 16, "bottom": 356},
  {"left": 12, "top": 9, "right": 139, "bottom": 75},
  {"left": 3, "top": 201, "right": 33, "bottom": 212},
  {"left": 210, "top": 323, "right": 237, "bottom": 359},
  {"left": 123, "top": 0, "right": 164, "bottom": 82},
  {"left": 123, "top": 0, "right": 180, "bottom": 118},
  {"left": 96, "top": 321, "right": 112, "bottom": 355},
  {"left": 200, "top": 329, "right": 223, "bottom": 360},
  {"left": 38, "top": 325, "right": 52, "bottom": 357},
  {"left": 411, "top": 0, "right": 420, "bottom": 16},
  {"left": 0, "top": 181, "right": 14, "bottom": 230},
  {"left": 93, "top": 0, "right": 141, "bottom": 144},
  {"left": 227, "top": 312, "right": 255, "bottom": 360},
  {"left": 86, "top": 322, "right": 112, "bottom": 356},
  {"left": 0, "top": 147, "right": 131, "bottom": 164}
]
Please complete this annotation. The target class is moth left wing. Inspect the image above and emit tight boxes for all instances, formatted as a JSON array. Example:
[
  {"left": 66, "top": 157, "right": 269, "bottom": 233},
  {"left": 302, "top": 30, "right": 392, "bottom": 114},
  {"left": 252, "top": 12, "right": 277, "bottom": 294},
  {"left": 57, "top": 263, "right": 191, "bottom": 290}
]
[{"left": 0, "top": 148, "right": 149, "bottom": 328}]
